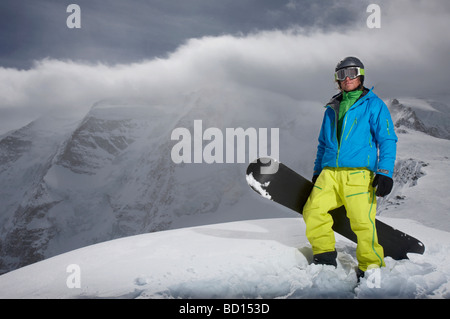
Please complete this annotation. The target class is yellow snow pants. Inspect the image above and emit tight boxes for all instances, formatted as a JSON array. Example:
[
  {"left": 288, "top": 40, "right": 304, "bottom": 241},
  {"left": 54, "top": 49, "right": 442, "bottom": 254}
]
[{"left": 303, "top": 167, "right": 385, "bottom": 271}]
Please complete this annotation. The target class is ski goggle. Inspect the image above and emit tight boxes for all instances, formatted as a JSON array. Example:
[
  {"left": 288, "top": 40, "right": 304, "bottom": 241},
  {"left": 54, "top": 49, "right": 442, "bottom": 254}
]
[{"left": 335, "top": 67, "right": 365, "bottom": 81}]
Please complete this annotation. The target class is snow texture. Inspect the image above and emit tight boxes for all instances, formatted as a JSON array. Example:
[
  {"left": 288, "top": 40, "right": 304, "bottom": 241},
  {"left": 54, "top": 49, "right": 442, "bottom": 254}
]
[
  {"left": 0, "top": 217, "right": 449, "bottom": 299},
  {"left": 0, "top": 96, "right": 450, "bottom": 298},
  {"left": 245, "top": 173, "right": 272, "bottom": 200}
]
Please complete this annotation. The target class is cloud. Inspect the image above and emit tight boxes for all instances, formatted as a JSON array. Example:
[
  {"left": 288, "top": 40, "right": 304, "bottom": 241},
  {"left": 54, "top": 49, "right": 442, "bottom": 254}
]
[
  {"left": 0, "top": 0, "right": 449, "bottom": 134},
  {"left": 0, "top": 0, "right": 365, "bottom": 69}
]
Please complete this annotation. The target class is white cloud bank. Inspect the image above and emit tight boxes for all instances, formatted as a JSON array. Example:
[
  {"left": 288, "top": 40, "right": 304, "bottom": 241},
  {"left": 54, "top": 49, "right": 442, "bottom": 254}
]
[{"left": 0, "top": 0, "right": 449, "bottom": 134}]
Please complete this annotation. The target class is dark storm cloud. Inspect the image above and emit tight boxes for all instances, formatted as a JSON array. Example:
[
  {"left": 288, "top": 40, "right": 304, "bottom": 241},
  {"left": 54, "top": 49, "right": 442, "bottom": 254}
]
[
  {"left": 0, "top": 0, "right": 449, "bottom": 134},
  {"left": 0, "top": 0, "right": 371, "bottom": 69}
]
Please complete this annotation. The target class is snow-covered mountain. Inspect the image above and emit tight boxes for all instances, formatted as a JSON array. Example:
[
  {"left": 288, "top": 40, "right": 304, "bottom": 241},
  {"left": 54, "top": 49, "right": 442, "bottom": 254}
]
[
  {"left": 0, "top": 90, "right": 449, "bottom": 296},
  {"left": 0, "top": 88, "right": 318, "bottom": 274},
  {"left": 379, "top": 98, "right": 450, "bottom": 231},
  {"left": 390, "top": 98, "right": 450, "bottom": 140}
]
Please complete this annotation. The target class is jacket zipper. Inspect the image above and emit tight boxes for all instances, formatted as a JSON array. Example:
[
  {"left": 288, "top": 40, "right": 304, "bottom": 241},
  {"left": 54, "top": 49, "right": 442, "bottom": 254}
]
[
  {"left": 329, "top": 93, "right": 365, "bottom": 168},
  {"left": 330, "top": 106, "right": 347, "bottom": 168},
  {"left": 331, "top": 107, "right": 340, "bottom": 167}
]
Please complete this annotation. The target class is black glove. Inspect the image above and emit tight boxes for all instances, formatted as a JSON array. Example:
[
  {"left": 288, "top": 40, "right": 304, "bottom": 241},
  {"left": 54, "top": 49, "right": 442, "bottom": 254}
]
[{"left": 372, "top": 174, "right": 393, "bottom": 197}]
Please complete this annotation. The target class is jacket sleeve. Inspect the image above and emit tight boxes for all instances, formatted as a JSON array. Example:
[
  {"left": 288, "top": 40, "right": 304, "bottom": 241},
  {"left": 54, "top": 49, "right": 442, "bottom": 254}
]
[
  {"left": 313, "top": 114, "right": 327, "bottom": 176},
  {"left": 372, "top": 99, "right": 398, "bottom": 178}
]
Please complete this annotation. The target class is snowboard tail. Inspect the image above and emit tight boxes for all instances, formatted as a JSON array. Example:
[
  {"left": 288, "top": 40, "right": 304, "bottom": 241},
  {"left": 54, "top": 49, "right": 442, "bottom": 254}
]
[{"left": 246, "top": 157, "right": 425, "bottom": 260}]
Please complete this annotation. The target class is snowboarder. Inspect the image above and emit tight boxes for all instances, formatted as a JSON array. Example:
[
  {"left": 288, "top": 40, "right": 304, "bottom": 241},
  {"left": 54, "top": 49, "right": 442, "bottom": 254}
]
[{"left": 302, "top": 56, "right": 398, "bottom": 279}]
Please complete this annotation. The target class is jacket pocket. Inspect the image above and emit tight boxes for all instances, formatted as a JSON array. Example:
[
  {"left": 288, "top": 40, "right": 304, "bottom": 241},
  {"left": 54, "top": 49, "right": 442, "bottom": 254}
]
[
  {"left": 345, "top": 170, "right": 372, "bottom": 198},
  {"left": 346, "top": 170, "right": 367, "bottom": 187},
  {"left": 344, "top": 117, "right": 357, "bottom": 141}
]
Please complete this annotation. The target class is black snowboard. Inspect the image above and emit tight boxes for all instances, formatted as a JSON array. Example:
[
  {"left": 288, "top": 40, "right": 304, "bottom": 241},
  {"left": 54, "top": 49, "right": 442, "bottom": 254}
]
[{"left": 246, "top": 157, "right": 425, "bottom": 260}]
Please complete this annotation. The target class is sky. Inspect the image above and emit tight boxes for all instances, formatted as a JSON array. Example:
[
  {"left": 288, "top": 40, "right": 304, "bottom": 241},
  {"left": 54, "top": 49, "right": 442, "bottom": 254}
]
[
  {"left": 0, "top": 0, "right": 370, "bottom": 69},
  {"left": 0, "top": 0, "right": 449, "bottom": 134}
]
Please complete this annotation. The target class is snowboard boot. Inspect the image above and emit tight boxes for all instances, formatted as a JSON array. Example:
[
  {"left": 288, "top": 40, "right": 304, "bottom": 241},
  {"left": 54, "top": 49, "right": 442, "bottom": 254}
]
[
  {"left": 356, "top": 268, "right": 366, "bottom": 283},
  {"left": 312, "top": 251, "right": 337, "bottom": 267}
]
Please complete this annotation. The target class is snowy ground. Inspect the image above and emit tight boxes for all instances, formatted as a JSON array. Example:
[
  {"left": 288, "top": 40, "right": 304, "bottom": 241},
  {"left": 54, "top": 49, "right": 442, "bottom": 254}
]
[{"left": 0, "top": 216, "right": 449, "bottom": 299}]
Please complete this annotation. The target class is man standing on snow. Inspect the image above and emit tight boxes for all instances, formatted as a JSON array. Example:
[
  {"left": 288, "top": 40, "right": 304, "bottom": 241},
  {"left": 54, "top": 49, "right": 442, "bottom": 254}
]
[{"left": 303, "top": 56, "right": 397, "bottom": 279}]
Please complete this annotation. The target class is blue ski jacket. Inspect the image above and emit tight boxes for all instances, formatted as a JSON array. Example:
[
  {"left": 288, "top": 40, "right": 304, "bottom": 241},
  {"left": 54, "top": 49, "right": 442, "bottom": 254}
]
[{"left": 313, "top": 87, "right": 398, "bottom": 178}]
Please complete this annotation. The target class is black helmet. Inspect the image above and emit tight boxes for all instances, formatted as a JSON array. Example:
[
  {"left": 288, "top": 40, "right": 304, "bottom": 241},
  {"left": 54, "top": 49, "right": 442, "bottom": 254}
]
[
  {"left": 335, "top": 56, "right": 365, "bottom": 86},
  {"left": 335, "top": 56, "right": 364, "bottom": 72}
]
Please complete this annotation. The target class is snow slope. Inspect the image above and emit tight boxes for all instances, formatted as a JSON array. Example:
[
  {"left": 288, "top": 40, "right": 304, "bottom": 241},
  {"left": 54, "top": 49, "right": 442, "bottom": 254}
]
[{"left": 0, "top": 217, "right": 449, "bottom": 299}]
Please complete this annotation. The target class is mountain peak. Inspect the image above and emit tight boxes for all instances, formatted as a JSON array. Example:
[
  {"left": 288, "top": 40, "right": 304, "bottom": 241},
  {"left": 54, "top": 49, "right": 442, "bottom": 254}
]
[{"left": 388, "top": 98, "right": 450, "bottom": 140}]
